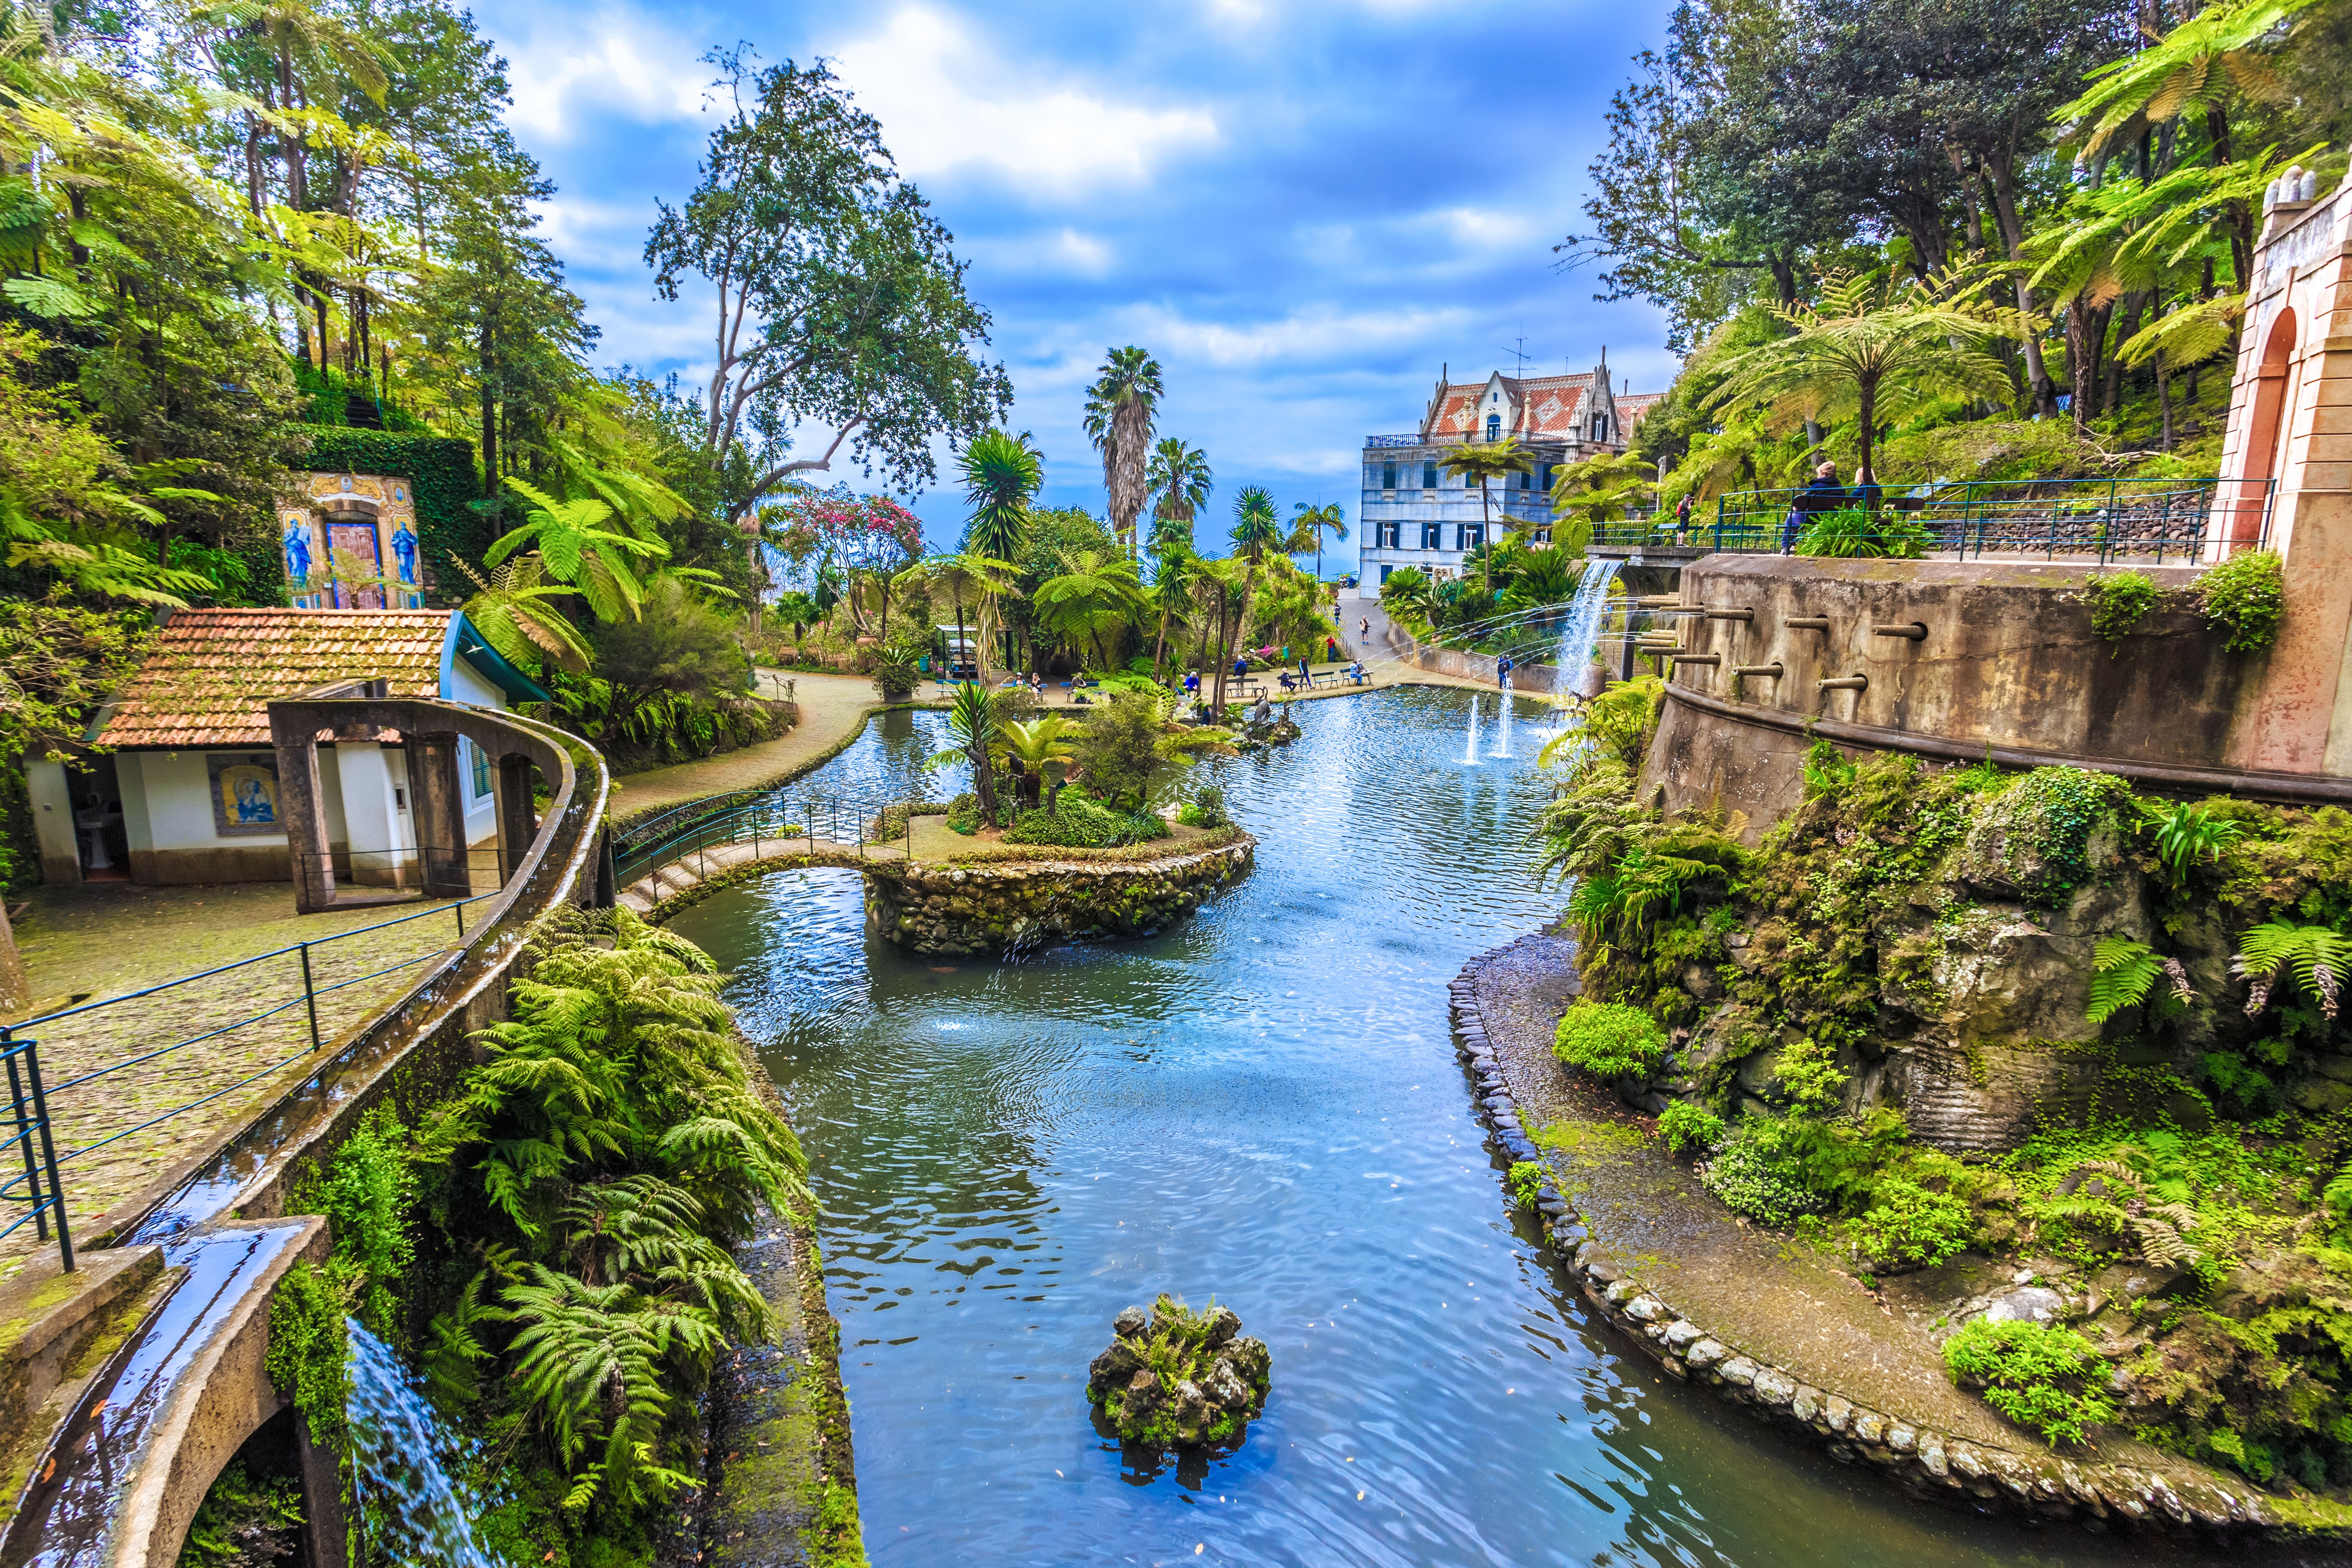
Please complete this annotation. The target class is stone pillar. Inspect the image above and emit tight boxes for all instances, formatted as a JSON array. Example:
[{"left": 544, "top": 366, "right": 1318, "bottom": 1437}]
[
  {"left": 269, "top": 722, "right": 337, "bottom": 915},
  {"left": 2213, "top": 185, "right": 2352, "bottom": 775},
  {"left": 495, "top": 753, "right": 538, "bottom": 885},
  {"left": 294, "top": 1412, "right": 352, "bottom": 1568},
  {"left": 408, "top": 734, "right": 470, "bottom": 898}
]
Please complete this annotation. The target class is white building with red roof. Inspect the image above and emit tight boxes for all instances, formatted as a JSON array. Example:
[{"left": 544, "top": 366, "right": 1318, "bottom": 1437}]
[{"left": 1357, "top": 353, "right": 1663, "bottom": 584}]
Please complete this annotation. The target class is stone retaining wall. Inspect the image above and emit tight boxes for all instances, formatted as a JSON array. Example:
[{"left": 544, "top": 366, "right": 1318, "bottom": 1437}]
[
  {"left": 1448, "top": 943, "right": 2285, "bottom": 1536},
  {"left": 863, "top": 839, "right": 1256, "bottom": 956}
]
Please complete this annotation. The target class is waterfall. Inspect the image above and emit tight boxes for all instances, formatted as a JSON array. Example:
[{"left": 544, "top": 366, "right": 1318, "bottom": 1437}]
[
  {"left": 1554, "top": 558, "right": 1622, "bottom": 700},
  {"left": 1461, "top": 696, "right": 1480, "bottom": 766},
  {"left": 346, "top": 1320, "right": 511, "bottom": 1568}
]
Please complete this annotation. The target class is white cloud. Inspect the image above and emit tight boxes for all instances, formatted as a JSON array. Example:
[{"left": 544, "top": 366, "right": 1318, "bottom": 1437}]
[
  {"left": 1437, "top": 205, "right": 1540, "bottom": 251},
  {"left": 501, "top": 6, "right": 714, "bottom": 144},
  {"left": 827, "top": 6, "right": 1219, "bottom": 197},
  {"left": 969, "top": 226, "right": 1116, "bottom": 279},
  {"left": 1119, "top": 303, "right": 1475, "bottom": 368}
]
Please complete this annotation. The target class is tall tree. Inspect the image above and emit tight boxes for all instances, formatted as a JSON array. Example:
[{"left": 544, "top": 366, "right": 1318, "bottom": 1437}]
[
  {"left": 1289, "top": 501, "right": 1349, "bottom": 580},
  {"left": 1083, "top": 346, "right": 1162, "bottom": 557},
  {"left": 957, "top": 429, "right": 1041, "bottom": 677},
  {"left": 1438, "top": 439, "right": 1532, "bottom": 596},
  {"left": 646, "top": 53, "right": 1011, "bottom": 580},
  {"left": 1145, "top": 436, "right": 1212, "bottom": 546}
]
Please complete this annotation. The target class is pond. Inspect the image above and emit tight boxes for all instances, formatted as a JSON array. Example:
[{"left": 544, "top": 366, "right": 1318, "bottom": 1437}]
[{"left": 668, "top": 690, "right": 2209, "bottom": 1568}]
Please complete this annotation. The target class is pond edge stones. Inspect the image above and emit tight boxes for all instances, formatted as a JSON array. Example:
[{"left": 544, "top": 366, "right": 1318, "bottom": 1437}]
[{"left": 1448, "top": 938, "right": 2285, "bottom": 1537}]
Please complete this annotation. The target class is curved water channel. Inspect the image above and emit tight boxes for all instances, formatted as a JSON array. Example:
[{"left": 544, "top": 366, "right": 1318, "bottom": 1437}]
[{"left": 669, "top": 690, "right": 2217, "bottom": 1567}]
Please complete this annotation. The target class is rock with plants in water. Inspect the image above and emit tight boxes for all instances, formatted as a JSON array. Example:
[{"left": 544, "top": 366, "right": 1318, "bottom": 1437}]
[{"left": 1086, "top": 1296, "right": 1270, "bottom": 1446}]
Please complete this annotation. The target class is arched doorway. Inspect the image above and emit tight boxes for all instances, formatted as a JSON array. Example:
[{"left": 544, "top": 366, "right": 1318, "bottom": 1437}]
[{"left": 2232, "top": 308, "right": 2296, "bottom": 552}]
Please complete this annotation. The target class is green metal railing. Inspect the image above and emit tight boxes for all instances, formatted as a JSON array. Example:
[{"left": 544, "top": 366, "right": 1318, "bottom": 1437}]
[{"left": 1580, "top": 477, "right": 2270, "bottom": 564}]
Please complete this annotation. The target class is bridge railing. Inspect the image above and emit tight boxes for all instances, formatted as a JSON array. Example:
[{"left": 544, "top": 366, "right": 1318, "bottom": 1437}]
[{"left": 613, "top": 786, "right": 916, "bottom": 888}]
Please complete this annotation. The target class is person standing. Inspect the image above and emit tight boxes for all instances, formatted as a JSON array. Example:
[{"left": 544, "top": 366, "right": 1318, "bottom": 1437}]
[
  {"left": 1497, "top": 652, "right": 1514, "bottom": 690},
  {"left": 1358, "top": 615, "right": 1370, "bottom": 643},
  {"left": 1674, "top": 492, "right": 1694, "bottom": 547}
]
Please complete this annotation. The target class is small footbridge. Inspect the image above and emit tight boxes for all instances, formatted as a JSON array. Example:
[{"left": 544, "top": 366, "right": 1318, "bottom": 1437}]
[{"left": 0, "top": 694, "right": 609, "bottom": 1568}]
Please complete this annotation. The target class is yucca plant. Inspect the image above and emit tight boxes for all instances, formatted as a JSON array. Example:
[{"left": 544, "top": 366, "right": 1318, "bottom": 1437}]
[{"left": 928, "top": 681, "right": 1004, "bottom": 820}]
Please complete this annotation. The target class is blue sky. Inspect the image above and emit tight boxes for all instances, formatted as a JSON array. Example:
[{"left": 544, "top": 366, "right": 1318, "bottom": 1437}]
[{"left": 468, "top": 0, "right": 1681, "bottom": 559}]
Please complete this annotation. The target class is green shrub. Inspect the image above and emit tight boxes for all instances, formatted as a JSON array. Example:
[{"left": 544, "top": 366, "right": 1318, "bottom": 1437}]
[
  {"left": 1801, "top": 738, "right": 1857, "bottom": 799},
  {"left": 294, "top": 1104, "right": 415, "bottom": 1341},
  {"left": 1795, "top": 507, "right": 1932, "bottom": 560},
  {"left": 1069, "top": 688, "right": 1170, "bottom": 808},
  {"left": 870, "top": 642, "right": 923, "bottom": 701},
  {"left": 1657, "top": 1101, "right": 1724, "bottom": 1156},
  {"left": 946, "top": 791, "right": 980, "bottom": 834},
  {"left": 1552, "top": 1001, "right": 1668, "bottom": 1081},
  {"left": 1175, "top": 784, "right": 1230, "bottom": 829},
  {"left": 1773, "top": 1036, "right": 1848, "bottom": 1116},
  {"left": 1697, "top": 1120, "right": 1828, "bottom": 1226},
  {"left": 1975, "top": 766, "right": 2138, "bottom": 903},
  {"left": 1942, "top": 1318, "right": 2115, "bottom": 1446},
  {"left": 1001, "top": 788, "right": 1169, "bottom": 849},
  {"left": 1507, "top": 1160, "right": 1547, "bottom": 1207},
  {"left": 177, "top": 1460, "right": 304, "bottom": 1568},
  {"left": 1850, "top": 1178, "right": 1975, "bottom": 1271},
  {"left": 2086, "top": 570, "right": 2160, "bottom": 652},
  {"left": 2197, "top": 549, "right": 2285, "bottom": 652}
]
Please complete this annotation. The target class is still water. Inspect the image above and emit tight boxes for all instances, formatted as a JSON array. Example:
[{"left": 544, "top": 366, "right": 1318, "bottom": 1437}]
[{"left": 669, "top": 689, "right": 2193, "bottom": 1568}]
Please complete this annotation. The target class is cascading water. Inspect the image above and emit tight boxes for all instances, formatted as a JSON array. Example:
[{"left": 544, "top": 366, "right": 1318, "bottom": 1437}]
[
  {"left": 346, "top": 1320, "right": 510, "bottom": 1568},
  {"left": 1555, "top": 558, "right": 1622, "bottom": 698},
  {"left": 1461, "top": 695, "right": 1480, "bottom": 765},
  {"left": 1490, "top": 689, "right": 1515, "bottom": 758}
]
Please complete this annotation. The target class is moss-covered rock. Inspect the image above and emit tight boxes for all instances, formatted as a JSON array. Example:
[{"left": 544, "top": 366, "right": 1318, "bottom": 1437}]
[{"left": 1086, "top": 1298, "right": 1270, "bottom": 1448}]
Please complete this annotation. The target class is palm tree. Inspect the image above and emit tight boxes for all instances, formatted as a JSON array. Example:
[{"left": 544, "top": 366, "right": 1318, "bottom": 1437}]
[
  {"left": 994, "top": 716, "right": 1079, "bottom": 807},
  {"left": 1207, "top": 486, "right": 1281, "bottom": 718},
  {"left": 1703, "top": 270, "right": 2029, "bottom": 495},
  {"left": 1084, "top": 347, "right": 1163, "bottom": 557},
  {"left": 1289, "top": 501, "right": 1349, "bottom": 580},
  {"left": 958, "top": 429, "right": 1044, "bottom": 674},
  {"left": 1146, "top": 539, "right": 1201, "bottom": 682},
  {"left": 1033, "top": 548, "right": 1149, "bottom": 671},
  {"left": 1548, "top": 451, "right": 1655, "bottom": 554},
  {"left": 488, "top": 477, "right": 669, "bottom": 623},
  {"left": 1378, "top": 564, "right": 1434, "bottom": 633},
  {"left": 1438, "top": 439, "right": 1531, "bottom": 597},
  {"left": 1146, "top": 437, "right": 1213, "bottom": 546}
]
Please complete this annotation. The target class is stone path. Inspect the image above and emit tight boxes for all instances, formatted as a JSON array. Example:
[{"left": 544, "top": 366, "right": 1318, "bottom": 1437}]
[
  {"left": 6, "top": 882, "right": 480, "bottom": 1281},
  {"left": 606, "top": 670, "right": 886, "bottom": 826}
]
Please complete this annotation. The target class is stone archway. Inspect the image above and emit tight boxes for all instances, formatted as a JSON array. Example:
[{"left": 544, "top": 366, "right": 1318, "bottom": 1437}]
[{"left": 2231, "top": 307, "right": 2297, "bottom": 551}]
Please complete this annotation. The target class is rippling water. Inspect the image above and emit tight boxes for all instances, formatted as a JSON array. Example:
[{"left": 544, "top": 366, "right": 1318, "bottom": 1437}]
[{"left": 670, "top": 692, "right": 2204, "bottom": 1568}]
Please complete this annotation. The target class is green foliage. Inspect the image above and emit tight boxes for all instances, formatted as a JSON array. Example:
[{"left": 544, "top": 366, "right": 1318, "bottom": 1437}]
[
  {"left": 265, "top": 1261, "right": 352, "bottom": 1456},
  {"left": 1773, "top": 1036, "right": 1849, "bottom": 1116},
  {"left": 1001, "top": 788, "right": 1168, "bottom": 849},
  {"left": 585, "top": 575, "right": 752, "bottom": 698},
  {"left": 0, "top": 594, "right": 152, "bottom": 777},
  {"left": 542, "top": 670, "right": 784, "bottom": 768},
  {"left": 2234, "top": 919, "right": 2352, "bottom": 1022},
  {"left": 1507, "top": 1161, "right": 1547, "bottom": 1208},
  {"left": 176, "top": 1461, "right": 304, "bottom": 1568},
  {"left": 294, "top": 1105, "right": 416, "bottom": 1341},
  {"left": 1943, "top": 1319, "right": 2115, "bottom": 1446},
  {"left": 2086, "top": 937, "right": 2168, "bottom": 1025},
  {"left": 1552, "top": 1001, "right": 1668, "bottom": 1081},
  {"left": 2145, "top": 799, "right": 2246, "bottom": 880},
  {"left": 1092, "top": 1295, "right": 1268, "bottom": 1446},
  {"left": 1850, "top": 1179, "right": 1975, "bottom": 1271},
  {"left": 870, "top": 643, "right": 922, "bottom": 701},
  {"left": 2086, "top": 570, "right": 2161, "bottom": 652},
  {"left": 1697, "top": 1119, "right": 1829, "bottom": 1226},
  {"left": 2198, "top": 550, "right": 2286, "bottom": 653},
  {"left": 1801, "top": 738, "right": 1857, "bottom": 799},
  {"left": 1175, "top": 785, "right": 1229, "bottom": 829},
  {"left": 1795, "top": 507, "right": 1932, "bottom": 559},
  {"left": 1981, "top": 766, "right": 2138, "bottom": 904},
  {"left": 1067, "top": 688, "right": 1170, "bottom": 809},
  {"left": 1657, "top": 1101, "right": 1725, "bottom": 1156},
  {"left": 415, "top": 910, "right": 807, "bottom": 1517}
]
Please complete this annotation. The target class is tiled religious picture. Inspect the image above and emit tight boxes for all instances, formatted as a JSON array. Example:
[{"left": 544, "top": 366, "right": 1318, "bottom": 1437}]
[
  {"left": 208, "top": 754, "right": 282, "bottom": 836},
  {"left": 280, "top": 472, "right": 426, "bottom": 610}
]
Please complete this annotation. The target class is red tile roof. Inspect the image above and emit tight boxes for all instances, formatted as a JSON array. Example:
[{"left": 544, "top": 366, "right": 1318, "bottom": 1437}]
[
  {"left": 95, "top": 608, "right": 450, "bottom": 749},
  {"left": 1424, "top": 371, "right": 1664, "bottom": 443}
]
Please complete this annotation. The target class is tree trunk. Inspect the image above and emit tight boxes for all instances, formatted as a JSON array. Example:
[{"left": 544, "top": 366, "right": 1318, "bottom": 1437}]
[
  {"left": 2156, "top": 345, "right": 2174, "bottom": 452},
  {"left": 1209, "top": 579, "right": 1231, "bottom": 720},
  {"left": 1983, "top": 149, "right": 2057, "bottom": 416},
  {"left": 1479, "top": 483, "right": 1493, "bottom": 596},
  {"left": 0, "top": 897, "right": 26, "bottom": 1016}
]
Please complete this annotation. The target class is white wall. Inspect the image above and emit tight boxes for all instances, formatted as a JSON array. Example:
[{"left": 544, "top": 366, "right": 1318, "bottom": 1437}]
[
  {"left": 118, "top": 751, "right": 288, "bottom": 853},
  {"left": 446, "top": 654, "right": 508, "bottom": 843},
  {"left": 26, "top": 758, "right": 80, "bottom": 882}
]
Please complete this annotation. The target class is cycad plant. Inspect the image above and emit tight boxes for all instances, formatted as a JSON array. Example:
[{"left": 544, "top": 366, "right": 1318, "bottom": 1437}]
[
  {"left": 1703, "top": 270, "right": 2031, "bottom": 491},
  {"left": 995, "top": 715, "right": 1079, "bottom": 807}
]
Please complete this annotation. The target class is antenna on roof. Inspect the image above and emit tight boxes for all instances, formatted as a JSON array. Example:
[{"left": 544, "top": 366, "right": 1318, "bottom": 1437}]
[{"left": 1501, "top": 336, "right": 1530, "bottom": 378}]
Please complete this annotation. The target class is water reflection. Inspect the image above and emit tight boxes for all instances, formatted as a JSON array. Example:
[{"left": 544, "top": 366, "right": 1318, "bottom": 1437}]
[{"left": 672, "top": 687, "right": 2228, "bottom": 1568}]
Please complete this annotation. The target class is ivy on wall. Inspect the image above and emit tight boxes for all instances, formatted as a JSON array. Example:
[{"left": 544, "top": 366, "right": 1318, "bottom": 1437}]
[{"left": 298, "top": 431, "right": 483, "bottom": 609}]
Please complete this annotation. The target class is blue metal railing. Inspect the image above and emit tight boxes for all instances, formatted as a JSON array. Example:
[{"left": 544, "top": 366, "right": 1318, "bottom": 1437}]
[{"left": 0, "top": 888, "right": 499, "bottom": 1273}]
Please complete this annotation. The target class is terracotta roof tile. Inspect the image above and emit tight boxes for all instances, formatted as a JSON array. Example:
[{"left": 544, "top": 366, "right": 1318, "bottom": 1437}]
[{"left": 96, "top": 608, "right": 450, "bottom": 749}]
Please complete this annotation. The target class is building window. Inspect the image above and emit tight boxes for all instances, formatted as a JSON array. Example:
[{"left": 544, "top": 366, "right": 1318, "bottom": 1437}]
[
  {"left": 469, "top": 740, "right": 492, "bottom": 800},
  {"left": 1382, "top": 462, "right": 1398, "bottom": 490},
  {"left": 1485, "top": 413, "right": 1501, "bottom": 442},
  {"left": 1379, "top": 564, "right": 1393, "bottom": 583},
  {"left": 1421, "top": 460, "right": 1438, "bottom": 489},
  {"left": 1534, "top": 526, "right": 1553, "bottom": 544},
  {"left": 1379, "top": 521, "right": 1401, "bottom": 548},
  {"left": 1592, "top": 414, "right": 1608, "bottom": 442},
  {"left": 1420, "top": 521, "right": 1443, "bottom": 549},
  {"left": 1457, "top": 523, "right": 1485, "bottom": 550},
  {"left": 1537, "top": 463, "right": 1553, "bottom": 493}
]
